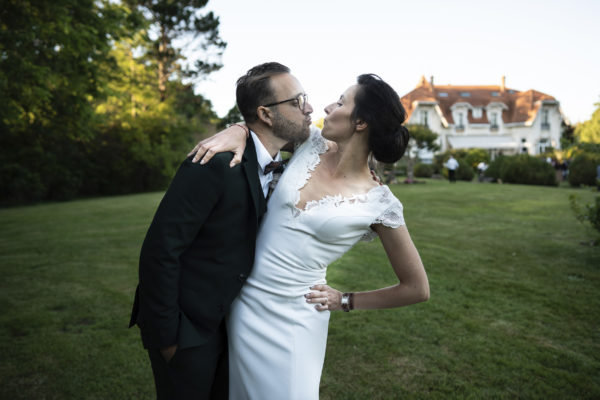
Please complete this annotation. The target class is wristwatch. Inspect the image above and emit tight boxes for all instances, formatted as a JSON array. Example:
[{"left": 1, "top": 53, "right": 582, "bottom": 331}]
[{"left": 341, "top": 292, "right": 354, "bottom": 312}]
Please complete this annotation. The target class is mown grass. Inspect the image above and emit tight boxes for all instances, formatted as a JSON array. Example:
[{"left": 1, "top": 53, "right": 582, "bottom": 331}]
[{"left": 0, "top": 180, "right": 598, "bottom": 399}]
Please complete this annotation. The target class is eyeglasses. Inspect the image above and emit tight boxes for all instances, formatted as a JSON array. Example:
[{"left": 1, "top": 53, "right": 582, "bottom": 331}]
[{"left": 263, "top": 93, "right": 308, "bottom": 113}]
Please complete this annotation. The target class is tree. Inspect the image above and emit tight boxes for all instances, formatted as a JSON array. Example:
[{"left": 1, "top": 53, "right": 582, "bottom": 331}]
[
  {"left": 403, "top": 125, "right": 440, "bottom": 182},
  {"left": 95, "top": 33, "right": 159, "bottom": 121},
  {"left": 0, "top": 0, "right": 135, "bottom": 202},
  {"left": 217, "top": 105, "right": 243, "bottom": 129},
  {"left": 89, "top": 32, "right": 219, "bottom": 196},
  {"left": 0, "top": 1, "right": 222, "bottom": 203},
  {"left": 0, "top": 0, "right": 133, "bottom": 134},
  {"left": 127, "top": 0, "right": 226, "bottom": 101},
  {"left": 561, "top": 120, "right": 576, "bottom": 149},
  {"left": 575, "top": 98, "right": 600, "bottom": 144}
]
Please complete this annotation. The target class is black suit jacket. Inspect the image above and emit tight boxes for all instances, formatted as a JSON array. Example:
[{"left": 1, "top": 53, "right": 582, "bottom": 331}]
[{"left": 129, "top": 137, "right": 266, "bottom": 350}]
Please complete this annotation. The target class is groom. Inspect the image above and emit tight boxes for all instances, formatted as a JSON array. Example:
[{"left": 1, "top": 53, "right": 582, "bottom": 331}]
[{"left": 129, "top": 62, "right": 313, "bottom": 399}]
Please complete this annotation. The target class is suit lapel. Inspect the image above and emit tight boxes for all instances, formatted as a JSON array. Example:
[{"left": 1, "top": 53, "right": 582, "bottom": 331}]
[{"left": 242, "top": 137, "right": 267, "bottom": 222}]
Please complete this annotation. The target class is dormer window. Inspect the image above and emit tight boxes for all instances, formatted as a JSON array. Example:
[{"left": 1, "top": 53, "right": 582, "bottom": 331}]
[
  {"left": 439, "top": 92, "right": 448, "bottom": 97},
  {"left": 473, "top": 107, "right": 482, "bottom": 118},
  {"left": 420, "top": 110, "right": 428, "bottom": 126},
  {"left": 460, "top": 92, "right": 471, "bottom": 97}
]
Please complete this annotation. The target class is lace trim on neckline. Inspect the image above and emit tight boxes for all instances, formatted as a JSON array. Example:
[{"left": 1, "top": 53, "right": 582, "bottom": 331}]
[
  {"left": 291, "top": 131, "right": 396, "bottom": 217},
  {"left": 303, "top": 190, "right": 370, "bottom": 212},
  {"left": 294, "top": 181, "right": 392, "bottom": 218},
  {"left": 292, "top": 132, "right": 329, "bottom": 214}
]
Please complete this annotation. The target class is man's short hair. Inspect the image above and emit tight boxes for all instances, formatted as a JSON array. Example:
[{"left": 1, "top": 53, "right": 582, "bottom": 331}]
[{"left": 236, "top": 62, "right": 290, "bottom": 123}]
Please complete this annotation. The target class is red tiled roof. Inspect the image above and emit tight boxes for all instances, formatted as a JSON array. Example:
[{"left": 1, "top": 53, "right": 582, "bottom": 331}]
[{"left": 400, "top": 77, "right": 556, "bottom": 125}]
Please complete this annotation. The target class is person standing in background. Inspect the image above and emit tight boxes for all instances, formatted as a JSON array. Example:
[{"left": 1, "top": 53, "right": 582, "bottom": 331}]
[{"left": 445, "top": 155, "right": 459, "bottom": 183}]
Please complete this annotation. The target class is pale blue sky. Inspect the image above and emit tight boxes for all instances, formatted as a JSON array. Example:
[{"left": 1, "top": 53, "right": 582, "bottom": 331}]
[{"left": 187, "top": 0, "right": 600, "bottom": 124}]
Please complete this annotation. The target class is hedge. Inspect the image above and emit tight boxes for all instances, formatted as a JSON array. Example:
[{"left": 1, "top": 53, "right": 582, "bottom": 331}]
[
  {"left": 486, "top": 154, "right": 556, "bottom": 186},
  {"left": 568, "top": 152, "right": 600, "bottom": 187}
]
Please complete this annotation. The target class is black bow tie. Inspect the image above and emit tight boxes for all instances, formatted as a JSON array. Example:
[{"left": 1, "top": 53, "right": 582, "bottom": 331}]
[{"left": 264, "top": 160, "right": 285, "bottom": 175}]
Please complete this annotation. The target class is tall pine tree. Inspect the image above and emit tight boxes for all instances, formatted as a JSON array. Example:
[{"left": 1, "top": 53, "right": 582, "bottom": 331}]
[{"left": 126, "top": 0, "right": 226, "bottom": 101}]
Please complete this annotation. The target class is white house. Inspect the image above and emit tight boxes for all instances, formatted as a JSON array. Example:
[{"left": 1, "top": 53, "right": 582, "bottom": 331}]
[{"left": 401, "top": 76, "right": 565, "bottom": 161}]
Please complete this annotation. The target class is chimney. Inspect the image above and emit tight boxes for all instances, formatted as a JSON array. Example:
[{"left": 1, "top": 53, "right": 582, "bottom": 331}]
[
  {"left": 430, "top": 75, "right": 434, "bottom": 88},
  {"left": 500, "top": 75, "right": 506, "bottom": 92}
]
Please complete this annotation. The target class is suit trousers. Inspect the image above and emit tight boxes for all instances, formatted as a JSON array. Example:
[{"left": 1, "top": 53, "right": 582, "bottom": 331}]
[
  {"left": 448, "top": 169, "right": 456, "bottom": 182},
  {"left": 147, "top": 321, "right": 228, "bottom": 400}
]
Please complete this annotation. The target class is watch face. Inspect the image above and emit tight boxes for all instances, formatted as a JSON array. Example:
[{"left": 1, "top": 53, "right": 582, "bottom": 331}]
[{"left": 341, "top": 294, "right": 350, "bottom": 311}]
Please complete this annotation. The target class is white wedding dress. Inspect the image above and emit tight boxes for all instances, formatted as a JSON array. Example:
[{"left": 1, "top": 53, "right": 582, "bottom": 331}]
[{"left": 227, "top": 128, "right": 405, "bottom": 400}]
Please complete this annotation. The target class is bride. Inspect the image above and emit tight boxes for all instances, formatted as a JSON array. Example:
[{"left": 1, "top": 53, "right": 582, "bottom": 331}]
[{"left": 193, "top": 73, "right": 429, "bottom": 399}]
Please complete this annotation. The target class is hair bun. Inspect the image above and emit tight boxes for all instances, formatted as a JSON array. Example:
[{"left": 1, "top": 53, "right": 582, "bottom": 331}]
[{"left": 371, "top": 125, "right": 410, "bottom": 164}]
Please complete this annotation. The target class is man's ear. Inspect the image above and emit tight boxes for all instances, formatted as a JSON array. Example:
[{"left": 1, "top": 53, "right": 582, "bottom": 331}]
[
  {"left": 355, "top": 119, "right": 368, "bottom": 132},
  {"left": 257, "top": 106, "right": 274, "bottom": 127}
]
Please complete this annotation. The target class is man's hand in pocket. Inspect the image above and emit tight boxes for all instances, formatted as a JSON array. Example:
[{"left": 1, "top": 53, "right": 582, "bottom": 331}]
[{"left": 160, "top": 344, "right": 178, "bottom": 363}]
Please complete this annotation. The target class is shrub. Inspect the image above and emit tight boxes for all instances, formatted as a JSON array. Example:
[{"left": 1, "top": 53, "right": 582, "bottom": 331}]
[
  {"left": 568, "top": 152, "right": 600, "bottom": 187},
  {"left": 434, "top": 149, "right": 467, "bottom": 173},
  {"left": 484, "top": 155, "right": 506, "bottom": 181},
  {"left": 456, "top": 159, "right": 475, "bottom": 181},
  {"left": 0, "top": 164, "right": 46, "bottom": 203},
  {"left": 464, "top": 148, "right": 491, "bottom": 169},
  {"left": 433, "top": 149, "right": 481, "bottom": 180},
  {"left": 569, "top": 195, "right": 600, "bottom": 237},
  {"left": 486, "top": 154, "right": 556, "bottom": 186},
  {"left": 414, "top": 163, "right": 433, "bottom": 178}
]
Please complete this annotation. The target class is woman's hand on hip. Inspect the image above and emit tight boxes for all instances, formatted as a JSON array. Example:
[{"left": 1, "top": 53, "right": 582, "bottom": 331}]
[{"left": 306, "top": 284, "right": 342, "bottom": 311}]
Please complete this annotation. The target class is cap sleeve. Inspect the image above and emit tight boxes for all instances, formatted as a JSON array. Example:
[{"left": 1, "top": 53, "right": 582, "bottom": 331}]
[{"left": 360, "top": 196, "right": 405, "bottom": 242}]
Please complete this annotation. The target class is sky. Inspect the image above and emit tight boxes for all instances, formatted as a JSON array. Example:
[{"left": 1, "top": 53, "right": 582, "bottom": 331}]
[{"left": 184, "top": 0, "right": 600, "bottom": 124}]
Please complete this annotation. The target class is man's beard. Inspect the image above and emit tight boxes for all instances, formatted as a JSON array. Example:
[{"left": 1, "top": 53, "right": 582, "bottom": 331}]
[{"left": 271, "top": 111, "right": 310, "bottom": 144}]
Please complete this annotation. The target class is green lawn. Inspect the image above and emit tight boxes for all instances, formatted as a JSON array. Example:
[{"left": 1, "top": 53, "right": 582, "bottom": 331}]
[{"left": 1, "top": 180, "right": 598, "bottom": 399}]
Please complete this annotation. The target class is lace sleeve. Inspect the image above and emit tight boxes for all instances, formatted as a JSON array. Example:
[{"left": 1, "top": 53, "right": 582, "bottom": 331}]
[{"left": 360, "top": 201, "right": 405, "bottom": 242}]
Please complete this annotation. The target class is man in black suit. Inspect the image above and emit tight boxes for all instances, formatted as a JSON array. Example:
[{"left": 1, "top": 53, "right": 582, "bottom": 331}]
[{"left": 129, "top": 62, "right": 313, "bottom": 399}]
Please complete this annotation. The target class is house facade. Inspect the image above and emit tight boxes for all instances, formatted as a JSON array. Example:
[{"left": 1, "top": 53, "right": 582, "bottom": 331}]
[{"left": 401, "top": 76, "right": 564, "bottom": 160}]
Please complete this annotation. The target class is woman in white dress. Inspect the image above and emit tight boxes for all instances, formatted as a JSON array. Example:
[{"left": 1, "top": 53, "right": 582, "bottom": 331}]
[{"left": 196, "top": 74, "right": 429, "bottom": 399}]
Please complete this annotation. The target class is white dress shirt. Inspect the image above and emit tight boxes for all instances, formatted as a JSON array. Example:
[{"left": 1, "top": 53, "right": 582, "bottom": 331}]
[
  {"left": 250, "top": 131, "right": 282, "bottom": 197},
  {"left": 445, "top": 157, "right": 459, "bottom": 170}
]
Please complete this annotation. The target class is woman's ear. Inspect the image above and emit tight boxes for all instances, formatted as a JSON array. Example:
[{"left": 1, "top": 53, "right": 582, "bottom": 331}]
[
  {"left": 257, "top": 106, "right": 274, "bottom": 127},
  {"left": 355, "top": 119, "right": 368, "bottom": 132}
]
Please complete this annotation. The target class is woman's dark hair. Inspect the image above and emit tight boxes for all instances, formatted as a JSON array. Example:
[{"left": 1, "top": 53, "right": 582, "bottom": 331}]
[
  {"left": 351, "top": 74, "right": 410, "bottom": 163},
  {"left": 236, "top": 62, "right": 290, "bottom": 123}
]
